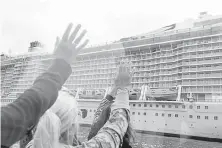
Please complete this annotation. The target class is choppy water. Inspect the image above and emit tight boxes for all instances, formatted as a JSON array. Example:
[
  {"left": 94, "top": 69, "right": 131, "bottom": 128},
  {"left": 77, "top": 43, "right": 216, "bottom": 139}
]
[{"left": 78, "top": 126, "right": 222, "bottom": 148}]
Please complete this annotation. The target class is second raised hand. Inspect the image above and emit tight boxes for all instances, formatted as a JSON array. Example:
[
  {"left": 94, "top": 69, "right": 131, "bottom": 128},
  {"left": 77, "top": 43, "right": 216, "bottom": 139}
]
[
  {"left": 114, "top": 61, "right": 134, "bottom": 89},
  {"left": 54, "top": 23, "right": 89, "bottom": 64}
]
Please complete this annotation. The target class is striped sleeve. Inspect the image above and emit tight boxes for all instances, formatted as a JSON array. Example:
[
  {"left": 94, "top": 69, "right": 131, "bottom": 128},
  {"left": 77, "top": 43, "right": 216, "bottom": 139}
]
[
  {"left": 87, "top": 95, "right": 114, "bottom": 140},
  {"left": 75, "top": 108, "right": 129, "bottom": 148}
]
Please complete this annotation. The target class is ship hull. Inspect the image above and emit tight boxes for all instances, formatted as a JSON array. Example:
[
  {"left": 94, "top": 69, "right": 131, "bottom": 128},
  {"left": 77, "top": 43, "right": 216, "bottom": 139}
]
[{"left": 77, "top": 99, "right": 222, "bottom": 142}]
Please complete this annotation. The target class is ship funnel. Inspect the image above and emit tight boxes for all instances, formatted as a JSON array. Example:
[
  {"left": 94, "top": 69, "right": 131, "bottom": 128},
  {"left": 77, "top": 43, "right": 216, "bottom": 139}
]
[{"left": 28, "top": 41, "right": 44, "bottom": 52}]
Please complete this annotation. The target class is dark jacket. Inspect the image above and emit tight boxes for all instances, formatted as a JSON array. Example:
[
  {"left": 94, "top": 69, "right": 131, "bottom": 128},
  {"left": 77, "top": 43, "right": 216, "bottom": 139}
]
[{"left": 1, "top": 59, "right": 72, "bottom": 148}]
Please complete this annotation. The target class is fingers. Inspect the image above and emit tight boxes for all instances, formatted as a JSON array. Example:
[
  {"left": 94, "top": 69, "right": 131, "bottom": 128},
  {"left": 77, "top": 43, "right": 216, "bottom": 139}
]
[
  {"left": 73, "top": 30, "right": 87, "bottom": 46},
  {"left": 62, "top": 23, "right": 73, "bottom": 41},
  {"left": 75, "top": 39, "right": 89, "bottom": 52},
  {"left": 53, "top": 36, "right": 60, "bottom": 53},
  {"left": 118, "top": 60, "right": 130, "bottom": 73},
  {"left": 69, "top": 24, "right": 81, "bottom": 43}
]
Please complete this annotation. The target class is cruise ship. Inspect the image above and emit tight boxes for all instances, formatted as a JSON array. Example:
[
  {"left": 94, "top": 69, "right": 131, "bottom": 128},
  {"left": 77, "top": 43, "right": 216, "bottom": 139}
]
[{"left": 1, "top": 12, "right": 222, "bottom": 141}]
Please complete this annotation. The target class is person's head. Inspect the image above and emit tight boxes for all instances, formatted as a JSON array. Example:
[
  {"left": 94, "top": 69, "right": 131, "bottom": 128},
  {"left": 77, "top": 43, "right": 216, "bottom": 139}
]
[{"left": 33, "top": 87, "right": 79, "bottom": 148}]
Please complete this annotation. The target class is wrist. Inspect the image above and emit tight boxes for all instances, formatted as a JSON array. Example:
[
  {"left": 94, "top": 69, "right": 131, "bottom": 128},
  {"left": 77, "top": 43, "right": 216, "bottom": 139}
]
[
  {"left": 111, "top": 89, "right": 130, "bottom": 111},
  {"left": 108, "top": 87, "right": 117, "bottom": 98}
]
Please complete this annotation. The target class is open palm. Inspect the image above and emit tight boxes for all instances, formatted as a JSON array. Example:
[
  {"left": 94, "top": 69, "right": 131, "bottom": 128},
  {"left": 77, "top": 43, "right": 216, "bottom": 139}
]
[
  {"left": 114, "top": 61, "right": 134, "bottom": 89},
  {"left": 54, "top": 23, "right": 89, "bottom": 64}
]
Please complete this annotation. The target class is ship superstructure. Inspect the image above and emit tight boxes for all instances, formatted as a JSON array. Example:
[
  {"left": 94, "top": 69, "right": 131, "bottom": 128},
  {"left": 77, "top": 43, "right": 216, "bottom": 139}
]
[{"left": 1, "top": 12, "right": 222, "bottom": 140}]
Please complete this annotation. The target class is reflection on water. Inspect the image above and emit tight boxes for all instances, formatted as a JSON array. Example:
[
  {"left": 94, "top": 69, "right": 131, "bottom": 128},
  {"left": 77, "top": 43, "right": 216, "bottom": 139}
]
[{"left": 78, "top": 126, "right": 222, "bottom": 148}]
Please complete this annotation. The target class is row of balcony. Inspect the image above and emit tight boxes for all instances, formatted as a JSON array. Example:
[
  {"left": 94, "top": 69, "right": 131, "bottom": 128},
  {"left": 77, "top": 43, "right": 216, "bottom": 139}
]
[
  {"left": 71, "top": 53, "right": 222, "bottom": 70},
  {"left": 71, "top": 58, "right": 222, "bottom": 73},
  {"left": 71, "top": 47, "right": 222, "bottom": 68},
  {"left": 71, "top": 69, "right": 222, "bottom": 79},
  {"left": 64, "top": 78, "right": 222, "bottom": 85},
  {"left": 71, "top": 62, "right": 222, "bottom": 75},
  {"left": 66, "top": 76, "right": 222, "bottom": 85}
]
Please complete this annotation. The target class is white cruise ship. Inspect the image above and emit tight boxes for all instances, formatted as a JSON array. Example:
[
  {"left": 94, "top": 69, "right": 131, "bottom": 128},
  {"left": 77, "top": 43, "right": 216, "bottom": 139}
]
[{"left": 1, "top": 12, "right": 222, "bottom": 141}]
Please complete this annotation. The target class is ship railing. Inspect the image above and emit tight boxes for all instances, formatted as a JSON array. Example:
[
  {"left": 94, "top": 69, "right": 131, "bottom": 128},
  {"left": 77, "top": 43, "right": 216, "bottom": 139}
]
[
  {"left": 80, "top": 24, "right": 222, "bottom": 53},
  {"left": 196, "top": 99, "right": 222, "bottom": 103}
]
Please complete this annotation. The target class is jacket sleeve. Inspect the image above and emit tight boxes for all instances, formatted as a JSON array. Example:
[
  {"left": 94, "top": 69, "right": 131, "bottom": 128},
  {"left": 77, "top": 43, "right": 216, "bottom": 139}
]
[
  {"left": 75, "top": 108, "right": 130, "bottom": 148},
  {"left": 87, "top": 95, "right": 114, "bottom": 140},
  {"left": 1, "top": 59, "right": 72, "bottom": 147}
]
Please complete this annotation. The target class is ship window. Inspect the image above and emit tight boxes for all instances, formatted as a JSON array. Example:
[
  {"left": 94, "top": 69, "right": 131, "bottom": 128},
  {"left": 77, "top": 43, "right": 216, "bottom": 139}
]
[
  {"left": 197, "top": 106, "right": 200, "bottom": 109},
  {"left": 144, "top": 112, "right": 146, "bottom": 115},
  {"left": 162, "top": 113, "right": 164, "bottom": 117},
  {"left": 144, "top": 104, "right": 147, "bottom": 107},
  {"left": 90, "top": 109, "right": 92, "bottom": 112},
  {"left": 205, "top": 116, "right": 208, "bottom": 120},
  {"left": 205, "top": 106, "right": 208, "bottom": 109},
  {"left": 132, "top": 112, "right": 135, "bottom": 115},
  {"left": 162, "top": 105, "right": 165, "bottom": 108},
  {"left": 150, "top": 104, "right": 152, "bottom": 107},
  {"left": 83, "top": 90, "right": 86, "bottom": 94},
  {"left": 189, "top": 105, "right": 193, "bottom": 109},
  {"left": 214, "top": 116, "right": 218, "bottom": 120},
  {"left": 156, "top": 104, "right": 159, "bottom": 108},
  {"left": 168, "top": 105, "right": 172, "bottom": 108},
  {"left": 168, "top": 114, "right": 171, "bottom": 117},
  {"left": 139, "top": 104, "right": 141, "bottom": 107},
  {"left": 175, "top": 105, "right": 178, "bottom": 108},
  {"left": 155, "top": 113, "right": 158, "bottom": 116},
  {"left": 197, "top": 116, "right": 200, "bottom": 119},
  {"left": 189, "top": 115, "right": 193, "bottom": 118},
  {"left": 175, "top": 114, "right": 178, "bottom": 117},
  {"left": 182, "top": 105, "right": 185, "bottom": 109},
  {"left": 138, "top": 112, "right": 140, "bottom": 115},
  {"left": 133, "top": 104, "right": 135, "bottom": 107}
]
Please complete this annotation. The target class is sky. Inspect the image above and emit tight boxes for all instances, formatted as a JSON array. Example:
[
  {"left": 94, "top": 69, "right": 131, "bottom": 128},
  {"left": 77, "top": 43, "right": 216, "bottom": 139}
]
[{"left": 0, "top": 0, "right": 222, "bottom": 54}]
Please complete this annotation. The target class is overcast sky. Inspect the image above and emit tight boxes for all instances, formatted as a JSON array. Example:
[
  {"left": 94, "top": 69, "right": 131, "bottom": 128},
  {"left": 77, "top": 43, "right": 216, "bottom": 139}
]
[{"left": 0, "top": 0, "right": 222, "bottom": 54}]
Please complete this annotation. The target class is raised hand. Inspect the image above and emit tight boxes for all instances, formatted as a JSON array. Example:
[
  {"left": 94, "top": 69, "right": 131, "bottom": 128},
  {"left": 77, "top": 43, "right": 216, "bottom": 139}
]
[
  {"left": 114, "top": 60, "right": 134, "bottom": 89},
  {"left": 53, "top": 23, "right": 89, "bottom": 64}
]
